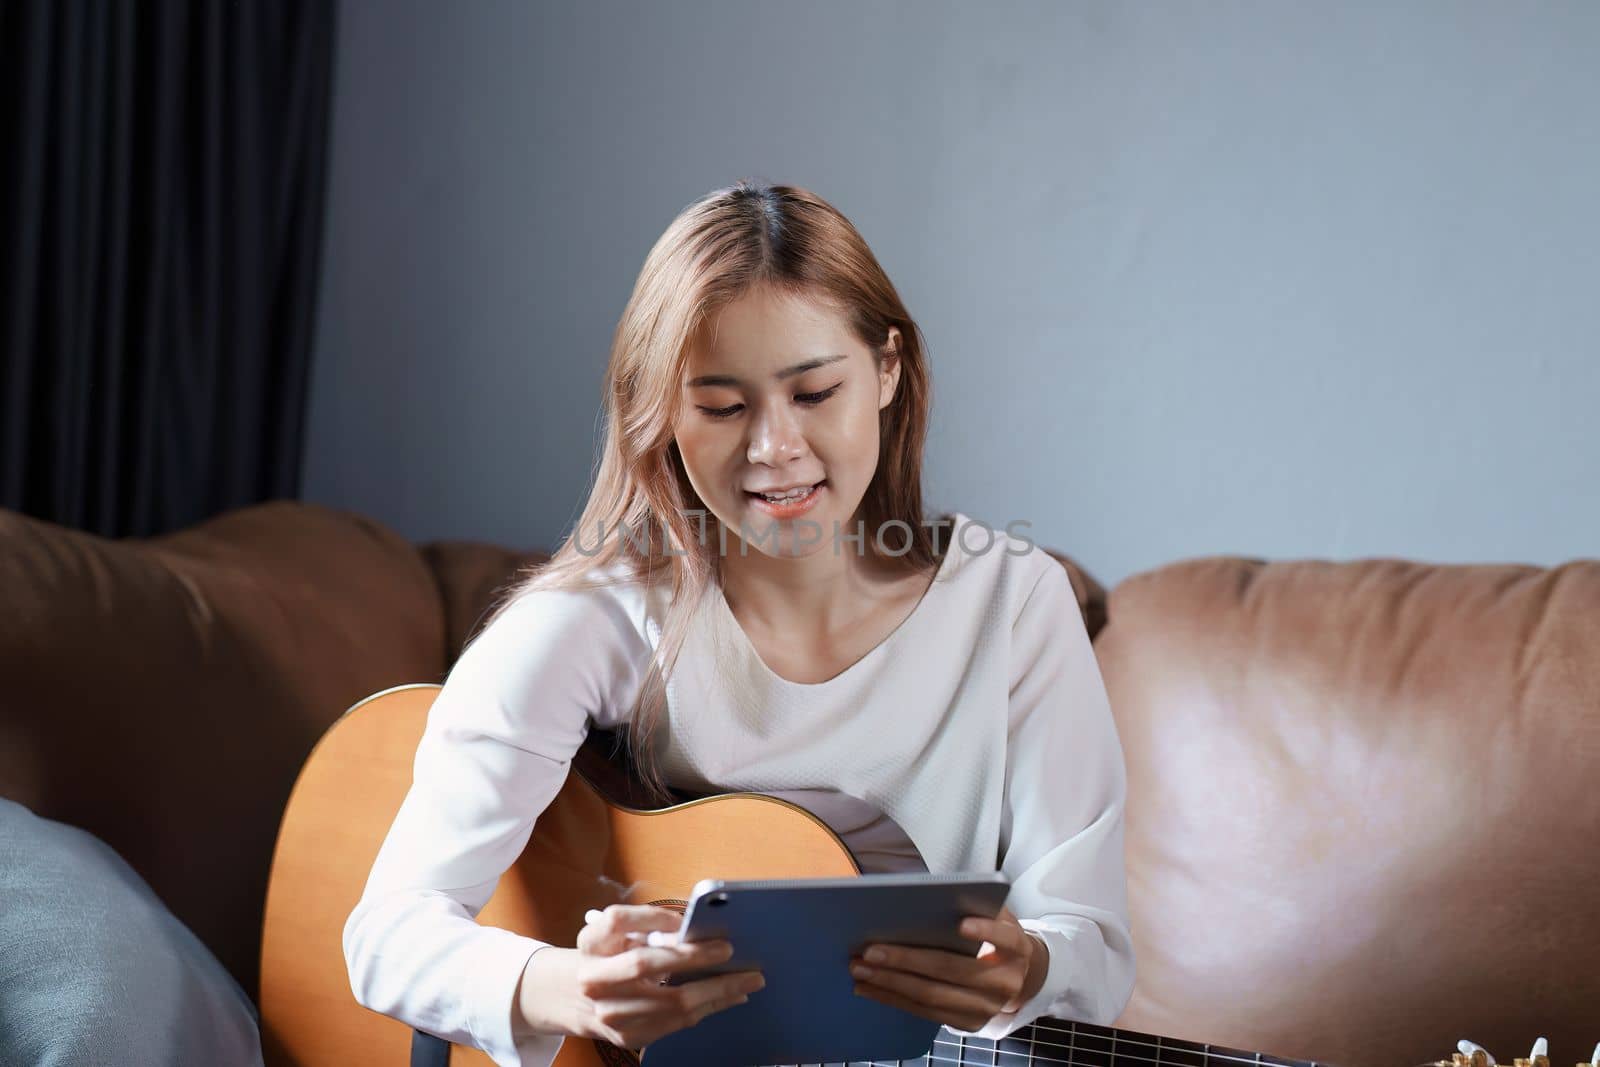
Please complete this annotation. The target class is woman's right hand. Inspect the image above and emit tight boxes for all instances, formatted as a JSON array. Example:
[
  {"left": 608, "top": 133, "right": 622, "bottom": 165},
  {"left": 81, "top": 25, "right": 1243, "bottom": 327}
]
[{"left": 519, "top": 903, "right": 766, "bottom": 1050}]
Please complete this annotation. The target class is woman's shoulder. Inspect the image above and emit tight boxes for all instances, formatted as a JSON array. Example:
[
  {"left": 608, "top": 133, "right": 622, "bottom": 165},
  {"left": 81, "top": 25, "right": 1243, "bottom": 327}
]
[
  {"left": 444, "top": 563, "right": 660, "bottom": 731},
  {"left": 938, "top": 511, "right": 1066, "bottom": 620},
  {"left": 469, "top": 560, "right": 661, "bottom": 662}
]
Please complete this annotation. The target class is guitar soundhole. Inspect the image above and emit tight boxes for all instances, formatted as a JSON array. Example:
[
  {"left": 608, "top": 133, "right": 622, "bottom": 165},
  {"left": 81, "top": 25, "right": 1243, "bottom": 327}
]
[
  {"left": 592, "top": 899, "right": 685, "bottom": 1065},
  {"left": 595, "top": 1044, "right": 642, "bottom": 1067},
  {"left": 644, "top": 898, "right": 687, "bottom": 911}
]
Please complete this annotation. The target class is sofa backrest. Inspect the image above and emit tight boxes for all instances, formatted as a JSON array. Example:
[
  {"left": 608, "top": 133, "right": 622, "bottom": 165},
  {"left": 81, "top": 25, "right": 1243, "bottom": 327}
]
[
  {"left": 1095, "top": 556, "right": 1600, "bottom": 1067},
  {"left": 0, "top": 502, "right": 447, "bottom": 1001}
]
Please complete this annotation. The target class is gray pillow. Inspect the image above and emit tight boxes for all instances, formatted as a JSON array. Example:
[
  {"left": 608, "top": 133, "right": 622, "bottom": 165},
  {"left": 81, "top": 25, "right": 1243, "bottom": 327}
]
[{"left": 0, "top": 798, "right": 265, "bottom": 1067}]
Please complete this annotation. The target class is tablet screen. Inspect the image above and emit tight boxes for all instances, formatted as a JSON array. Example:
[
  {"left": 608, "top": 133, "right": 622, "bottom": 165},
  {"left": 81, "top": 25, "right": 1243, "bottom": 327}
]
[{"left": 643, "top": 871, "right": 1011, "bottom": 1066}]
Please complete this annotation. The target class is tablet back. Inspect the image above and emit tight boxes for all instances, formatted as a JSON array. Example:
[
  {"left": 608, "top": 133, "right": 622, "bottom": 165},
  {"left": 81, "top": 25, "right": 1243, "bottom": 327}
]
[{"left": 643, "top": 872, "right": 1011, "bottom": 1067}]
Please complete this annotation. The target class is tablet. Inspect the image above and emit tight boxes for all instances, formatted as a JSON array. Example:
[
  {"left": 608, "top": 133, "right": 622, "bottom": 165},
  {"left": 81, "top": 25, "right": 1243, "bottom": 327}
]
[{"left": 641, "top": 871, "right": 1012, "bottom": 1067}]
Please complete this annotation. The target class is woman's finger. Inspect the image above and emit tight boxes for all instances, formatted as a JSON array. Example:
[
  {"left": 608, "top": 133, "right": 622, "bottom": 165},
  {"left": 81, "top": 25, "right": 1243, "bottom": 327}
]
[
  {"left": 577, "top": 904, "right": 682, "bottom": 953},
  {"left": 854, "top": 978, "right": 991, "bottom": 1033},
  {"left": 853, "top": 962, "right": 1000, "bottom": 1019},
  {"left": 586, "top": 993, "right": 662, "bottom": 1020},
  {"left": 678, "top": 970, "right": 765, "bottom": 1019},
  {"left": 853, "top": 943, "right": 1005, "bottom": 987},
  {"left": 590, "top": 941, "right": 734, "bottom": 991},
  {"left": 597, "top": 904, "right": 683, "bottom": 934},
  {"left": 957, "top": 913, "right": 1031, "bottom": 955}
]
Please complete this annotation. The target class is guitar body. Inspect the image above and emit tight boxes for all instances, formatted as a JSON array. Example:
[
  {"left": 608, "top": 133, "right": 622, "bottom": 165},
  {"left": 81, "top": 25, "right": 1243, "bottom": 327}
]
[
  {"left": 261, "top": 684, "right": 1336, "bottom": 1067},
  {"left": 259, "top": 684, "right": 859, "bottom": 1066}
]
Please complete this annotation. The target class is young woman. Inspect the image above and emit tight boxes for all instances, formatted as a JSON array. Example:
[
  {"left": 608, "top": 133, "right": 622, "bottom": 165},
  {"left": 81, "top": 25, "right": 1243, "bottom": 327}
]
[{"left": 343, "top": 181, "right": 1135, "bottom": 1066}]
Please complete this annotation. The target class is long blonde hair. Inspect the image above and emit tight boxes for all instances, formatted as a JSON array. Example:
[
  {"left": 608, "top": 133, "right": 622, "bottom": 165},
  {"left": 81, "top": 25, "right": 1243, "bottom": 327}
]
[{"left": 473, "top": 180, "right": 943, "bottom": 803}]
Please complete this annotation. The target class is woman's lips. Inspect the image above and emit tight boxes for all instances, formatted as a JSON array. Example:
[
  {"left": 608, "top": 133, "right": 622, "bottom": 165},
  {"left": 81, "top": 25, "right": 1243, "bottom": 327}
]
[{"left": 746, "top": 481, "right": 825, "bottom": 518}]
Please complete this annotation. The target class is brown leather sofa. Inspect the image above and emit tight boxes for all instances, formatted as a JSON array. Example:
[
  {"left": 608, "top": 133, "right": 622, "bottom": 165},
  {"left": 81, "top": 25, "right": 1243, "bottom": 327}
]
[{"left": 2, "top": 500, "right": 1595, "bottom": 1067}]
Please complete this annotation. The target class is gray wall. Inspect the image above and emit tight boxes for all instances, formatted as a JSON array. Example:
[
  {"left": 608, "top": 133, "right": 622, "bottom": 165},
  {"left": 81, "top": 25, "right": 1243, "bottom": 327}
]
[{"left": 303, "top": 1, "right": 1599, "bottom": 587}]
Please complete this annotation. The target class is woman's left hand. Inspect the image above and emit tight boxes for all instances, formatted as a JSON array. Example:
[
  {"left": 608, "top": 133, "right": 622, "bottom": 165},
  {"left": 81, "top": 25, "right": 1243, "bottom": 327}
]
[{"left": 849, "top": 905, "right": 1047, "bottom": 1033}]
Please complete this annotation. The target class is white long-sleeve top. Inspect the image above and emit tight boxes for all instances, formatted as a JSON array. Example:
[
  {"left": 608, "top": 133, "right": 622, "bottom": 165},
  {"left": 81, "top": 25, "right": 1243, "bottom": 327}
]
[{"left": 342, "top": 514, "right": 1136, "bottom": 1066}]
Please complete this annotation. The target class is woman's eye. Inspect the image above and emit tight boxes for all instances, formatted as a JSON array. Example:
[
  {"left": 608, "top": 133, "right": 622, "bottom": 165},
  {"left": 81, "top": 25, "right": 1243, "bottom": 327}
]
[
  {"left": 697, "top": 383, "right": 839, "bottom": 420},
  {"left": 797, "top": 383, "right": 842, "bottom": 406}
]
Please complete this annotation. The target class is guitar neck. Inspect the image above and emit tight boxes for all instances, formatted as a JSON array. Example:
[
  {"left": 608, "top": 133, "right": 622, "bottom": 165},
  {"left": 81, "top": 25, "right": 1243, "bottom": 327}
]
[{"left": 916, "top": 1015, "right": 1331, "bottom": 1067}]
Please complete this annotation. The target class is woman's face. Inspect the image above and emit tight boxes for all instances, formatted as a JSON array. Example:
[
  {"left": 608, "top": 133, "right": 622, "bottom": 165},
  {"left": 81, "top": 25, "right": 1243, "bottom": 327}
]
[{"left": 674, "top": 285, "right": 901, "bottom": 559}]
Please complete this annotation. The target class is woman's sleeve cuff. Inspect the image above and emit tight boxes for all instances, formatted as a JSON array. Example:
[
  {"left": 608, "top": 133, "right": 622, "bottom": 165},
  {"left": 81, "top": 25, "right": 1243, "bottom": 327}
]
[
  {"left": 468, "top": 930, "right": 566, "bottom": 1067},
  {"left": 944, "top": 920, "right": 1075, "bottom": 1041}
]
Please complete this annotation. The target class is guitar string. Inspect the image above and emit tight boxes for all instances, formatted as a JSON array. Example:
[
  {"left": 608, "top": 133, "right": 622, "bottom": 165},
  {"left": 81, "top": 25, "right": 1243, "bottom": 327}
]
[
  {"left": 927, "top": 1046, "right": 1247, "bottom": 1064},
  {"left": 748, "top": 1023, "right": 1312, "bottom": 1067},
  {"left": 928, "top": 1030, "right": 1312, "bottom": 1062},
  {"left": 921, "top": 1063, "right": 1439, "bottom": 1067},
  {"left": 928, "top": 1049, "right": 1296, "bottom": 1067},
  {"left": 767, "top": 1028, "right": 1322, "bottom": 1067}
]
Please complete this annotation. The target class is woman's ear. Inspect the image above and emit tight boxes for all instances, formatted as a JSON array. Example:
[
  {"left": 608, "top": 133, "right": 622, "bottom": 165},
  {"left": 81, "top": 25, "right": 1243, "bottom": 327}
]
[{"left": 878, "top": 327, "right": 903, "bottom": 410}]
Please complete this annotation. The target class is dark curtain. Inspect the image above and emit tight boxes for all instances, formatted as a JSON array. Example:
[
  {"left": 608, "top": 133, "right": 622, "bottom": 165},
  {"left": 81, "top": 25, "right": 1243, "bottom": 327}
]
[{"left": 0, "top": 0, "right": 336, "bottom": 537}]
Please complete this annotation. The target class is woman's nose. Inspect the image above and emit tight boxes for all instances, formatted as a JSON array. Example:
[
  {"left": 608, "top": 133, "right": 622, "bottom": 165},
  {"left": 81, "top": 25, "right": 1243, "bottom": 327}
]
[{"left": 746, "top": 403, "right": 808, "bottom": 466}]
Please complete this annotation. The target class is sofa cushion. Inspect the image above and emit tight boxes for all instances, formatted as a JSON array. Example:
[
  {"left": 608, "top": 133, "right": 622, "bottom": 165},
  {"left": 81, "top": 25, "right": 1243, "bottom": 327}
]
[
  {"left": 0, "top": 798, "right": 264, "bottom": 1067},
  {"left": 1095, "top": 556, "right": 1600, "bottom": 1067},
  {"left": 0, "top": 501, "right": 447, "bottom": 1001}
]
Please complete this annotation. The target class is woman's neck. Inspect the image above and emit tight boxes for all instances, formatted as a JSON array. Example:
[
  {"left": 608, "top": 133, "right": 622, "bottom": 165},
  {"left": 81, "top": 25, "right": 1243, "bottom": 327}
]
[{"left": 716, "top": 536, "right": 915, "bottom": 639}]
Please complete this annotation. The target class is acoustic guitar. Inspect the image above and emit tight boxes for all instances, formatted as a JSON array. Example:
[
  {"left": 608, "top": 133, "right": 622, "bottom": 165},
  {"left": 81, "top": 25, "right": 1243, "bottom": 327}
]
[{"left": 259, "top": 683, "right": 1335, "bottom": 1067}]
